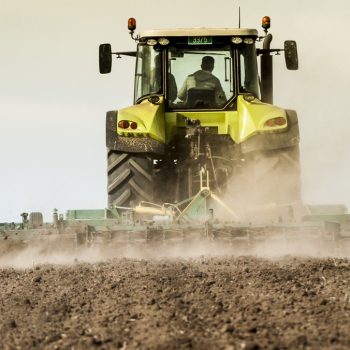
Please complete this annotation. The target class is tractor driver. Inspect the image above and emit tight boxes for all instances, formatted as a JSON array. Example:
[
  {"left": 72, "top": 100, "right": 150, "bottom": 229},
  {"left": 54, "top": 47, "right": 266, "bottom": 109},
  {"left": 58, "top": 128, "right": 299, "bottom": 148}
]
[{"left": 177, "top": 56, "right": 226, "bottom": 104}]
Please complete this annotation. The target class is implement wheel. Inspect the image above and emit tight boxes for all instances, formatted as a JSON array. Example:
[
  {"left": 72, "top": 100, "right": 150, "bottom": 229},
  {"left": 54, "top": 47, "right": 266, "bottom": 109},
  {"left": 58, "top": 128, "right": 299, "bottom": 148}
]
[
  {"left": 107, "top": 150, "right": 154, "bottom": 207},
  {"left": 245, "top": 145, "right": 301, "bottom": 206}
]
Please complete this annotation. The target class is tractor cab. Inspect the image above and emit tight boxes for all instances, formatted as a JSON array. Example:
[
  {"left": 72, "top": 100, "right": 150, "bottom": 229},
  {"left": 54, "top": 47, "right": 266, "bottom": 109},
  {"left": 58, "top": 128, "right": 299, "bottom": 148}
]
[
  {"left": 134, "top": 28, "right": 260, "bottom": 111},
  {"left": 99, "top": 17, "right": 298, "bottom": 111}
]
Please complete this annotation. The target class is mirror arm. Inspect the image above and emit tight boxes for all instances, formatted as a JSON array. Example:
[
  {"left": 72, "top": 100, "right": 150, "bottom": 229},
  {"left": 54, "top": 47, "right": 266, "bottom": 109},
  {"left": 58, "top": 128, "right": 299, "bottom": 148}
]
[
  {"left": 256, "top": 49, "right": 284, "bottom": 56},
  {"left": 112, "top": 51, "right": 137, "bottom": 58}
]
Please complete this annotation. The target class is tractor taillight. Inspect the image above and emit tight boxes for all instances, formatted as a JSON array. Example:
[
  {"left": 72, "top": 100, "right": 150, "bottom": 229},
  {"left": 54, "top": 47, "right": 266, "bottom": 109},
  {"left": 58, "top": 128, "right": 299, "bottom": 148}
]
[
  {"left": 267, "top": 119, "right": 275, "bottom": 127},
  {"left": 275, "top": 117, "right": 286, "bottom": 126},
  {"left": 266, "top": 117, "right": 286, "bottom": 127},
  {"left": 262, "top": 16, "right": 271, "bottom": 30},
  {"left": 128, "top": 18, "right": 136, "bottom": 31},
  {"left": 130, "top": 122, "right": 137, "bottom": 129},
  {"left": 118, "top": 120, "right": 130, "bottom": 129}
]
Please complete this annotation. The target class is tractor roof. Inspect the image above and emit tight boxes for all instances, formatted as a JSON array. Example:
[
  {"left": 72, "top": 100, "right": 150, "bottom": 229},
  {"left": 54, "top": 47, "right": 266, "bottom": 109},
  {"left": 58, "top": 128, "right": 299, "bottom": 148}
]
[{"left": 139, "top": 28, "right": 258, "bottom": 39}]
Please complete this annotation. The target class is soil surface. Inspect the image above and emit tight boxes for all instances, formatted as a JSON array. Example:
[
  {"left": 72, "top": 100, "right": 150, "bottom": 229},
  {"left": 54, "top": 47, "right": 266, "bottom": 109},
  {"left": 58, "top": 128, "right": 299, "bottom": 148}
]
[{"left": 1, "top": 255, "right": 350, "bottom": 350}]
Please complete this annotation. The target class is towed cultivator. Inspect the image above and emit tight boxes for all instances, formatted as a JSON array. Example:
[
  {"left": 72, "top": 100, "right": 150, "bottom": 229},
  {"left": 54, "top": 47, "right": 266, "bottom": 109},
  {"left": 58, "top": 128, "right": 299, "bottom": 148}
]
[{"left": 1, "top": 194, "right": 350, "bottom": 256}]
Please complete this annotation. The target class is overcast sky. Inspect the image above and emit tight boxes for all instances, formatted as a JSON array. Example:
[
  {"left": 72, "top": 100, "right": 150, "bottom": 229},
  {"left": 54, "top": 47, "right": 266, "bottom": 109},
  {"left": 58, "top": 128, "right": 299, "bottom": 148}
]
[{"left": 1, "top": 0, "right": 349, "bottom": 221}]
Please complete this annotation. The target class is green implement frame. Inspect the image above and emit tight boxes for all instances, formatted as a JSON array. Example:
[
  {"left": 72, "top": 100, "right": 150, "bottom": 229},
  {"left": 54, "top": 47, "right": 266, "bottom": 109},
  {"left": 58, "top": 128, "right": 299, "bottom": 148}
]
[{"left": 1, "top": 201, "right": 350, "bottom": 255}]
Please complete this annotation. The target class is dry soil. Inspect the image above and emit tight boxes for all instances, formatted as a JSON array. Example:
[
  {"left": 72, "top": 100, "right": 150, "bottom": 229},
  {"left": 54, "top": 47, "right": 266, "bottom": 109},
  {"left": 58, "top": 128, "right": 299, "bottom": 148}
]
[{"left": 1, "top": 254, "right": 350, "bottom": 349}]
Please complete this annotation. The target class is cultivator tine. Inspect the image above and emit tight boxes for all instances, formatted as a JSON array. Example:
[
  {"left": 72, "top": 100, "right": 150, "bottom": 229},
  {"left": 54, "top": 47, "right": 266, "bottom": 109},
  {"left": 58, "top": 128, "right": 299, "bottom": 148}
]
[
  {"left": 110, "top": 231, "right": 129, "bottom": 246},
  {"left": 246, "top": 228, "right": 266, "bottom": 245},
  {"left": 194, "top": 222, "right": 346, "bottom": 255},
  {"left": 162, "top": 228, "right": 203, "bottom": 246},
  {"left": 182, "top": 229, "right": 203, "bottom": 243},
  {"left": 90, "top": 231, "right": 112, "bottom": 247},
  {"left": 162, "top": 229, "right": 185, "bottom": 245},
  {"left": 127, "top": 230, "right": 148, "bottom": 247}
]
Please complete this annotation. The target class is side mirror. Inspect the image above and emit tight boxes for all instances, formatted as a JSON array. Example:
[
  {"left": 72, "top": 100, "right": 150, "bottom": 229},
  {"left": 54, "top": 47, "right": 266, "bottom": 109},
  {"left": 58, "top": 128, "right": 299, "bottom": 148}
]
[
  {"left": 284, "top": 41, "right": 298, "bottom": 70},
  {"left": 99, "top": 44, "right": 112, "bottom": 74}
]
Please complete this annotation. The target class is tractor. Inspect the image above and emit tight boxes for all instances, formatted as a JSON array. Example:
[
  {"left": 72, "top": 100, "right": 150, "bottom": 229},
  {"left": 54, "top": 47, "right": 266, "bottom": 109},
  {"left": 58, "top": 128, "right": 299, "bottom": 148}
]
[{"left": 99, "top": 16, "right": 300, "bottom": 221}]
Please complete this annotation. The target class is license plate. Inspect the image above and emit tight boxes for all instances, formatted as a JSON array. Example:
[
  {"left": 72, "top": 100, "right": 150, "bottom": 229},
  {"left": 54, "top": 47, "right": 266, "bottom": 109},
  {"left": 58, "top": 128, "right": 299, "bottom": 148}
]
[{"left": 188, "top": 36, "right": 212, "bottom": 45}]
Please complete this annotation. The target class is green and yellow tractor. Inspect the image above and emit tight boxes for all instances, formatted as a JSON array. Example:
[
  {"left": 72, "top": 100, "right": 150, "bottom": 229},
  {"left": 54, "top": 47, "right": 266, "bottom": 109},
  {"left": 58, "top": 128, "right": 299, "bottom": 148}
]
[{"left": 100, "top": 16, "right": 300, "bottom": 220}]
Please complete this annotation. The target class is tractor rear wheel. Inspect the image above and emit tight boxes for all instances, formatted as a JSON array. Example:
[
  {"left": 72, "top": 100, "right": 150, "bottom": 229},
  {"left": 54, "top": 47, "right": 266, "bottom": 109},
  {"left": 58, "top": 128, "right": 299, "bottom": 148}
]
[
  {"left": 107, "top": 150, "right": 154, "bottom": 208},
  {"left": 244, "top": 145, "right": 302, "bottom": 206}
]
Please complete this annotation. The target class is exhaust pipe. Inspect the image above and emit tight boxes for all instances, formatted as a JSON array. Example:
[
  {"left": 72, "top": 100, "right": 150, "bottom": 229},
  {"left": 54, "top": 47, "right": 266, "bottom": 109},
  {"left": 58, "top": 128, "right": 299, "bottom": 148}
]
[{"left": 260, "top": 34, "right": 273, "bottom": 104}]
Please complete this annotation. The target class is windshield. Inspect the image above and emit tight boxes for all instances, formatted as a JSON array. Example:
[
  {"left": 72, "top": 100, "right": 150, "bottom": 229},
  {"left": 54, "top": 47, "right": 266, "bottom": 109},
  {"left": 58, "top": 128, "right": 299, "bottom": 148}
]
[
  {"left": 134, "top": 42, "right": 260, "bottom": 106},
  {"left": 168, "top": 45, "right": 234, "bottom": 109},
  {"left": 239, "top": 44, "right": 260, "bottom": 98},
  {"left": 134, "top": 44, "right": 162, "bottom": 102}
]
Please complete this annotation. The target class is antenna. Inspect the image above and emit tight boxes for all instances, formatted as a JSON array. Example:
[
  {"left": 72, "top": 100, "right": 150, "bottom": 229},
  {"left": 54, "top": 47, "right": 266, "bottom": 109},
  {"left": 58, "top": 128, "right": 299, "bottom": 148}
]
[{"left": 238, "top": 7, "right": 241, "bottom": 28}]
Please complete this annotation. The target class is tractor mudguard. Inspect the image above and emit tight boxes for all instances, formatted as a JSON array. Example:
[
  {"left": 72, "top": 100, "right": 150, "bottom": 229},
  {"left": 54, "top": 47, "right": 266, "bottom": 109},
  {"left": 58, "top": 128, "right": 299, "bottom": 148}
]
[
  {"left": 240, "top": 109, "right": 299, "bottom": 154},
  {"left": 106, "top": 110, "right": 166, "bottom": 155}
]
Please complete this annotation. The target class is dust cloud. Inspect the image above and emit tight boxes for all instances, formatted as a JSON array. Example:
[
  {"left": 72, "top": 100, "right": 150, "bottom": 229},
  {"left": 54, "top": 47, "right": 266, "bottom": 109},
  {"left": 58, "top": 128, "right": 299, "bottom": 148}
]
[
  {"left": 0, "top": 145, "right": 344, "bottom": 269},
  {"left": 0, "top": 231, "right": 347, "bottom": 269}
]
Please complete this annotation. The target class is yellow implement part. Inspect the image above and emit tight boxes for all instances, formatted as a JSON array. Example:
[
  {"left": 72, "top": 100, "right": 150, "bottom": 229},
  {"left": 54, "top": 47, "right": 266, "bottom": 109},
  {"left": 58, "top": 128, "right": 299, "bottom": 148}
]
[
  {"left": 176, "top": 191, "right": 204, "bottom": 222},
  {"left": 210, "top": 194, "right": 240, "bottom": 221},
  {"left": 135, "top": 206, "right": 172, "bottom": 217}
]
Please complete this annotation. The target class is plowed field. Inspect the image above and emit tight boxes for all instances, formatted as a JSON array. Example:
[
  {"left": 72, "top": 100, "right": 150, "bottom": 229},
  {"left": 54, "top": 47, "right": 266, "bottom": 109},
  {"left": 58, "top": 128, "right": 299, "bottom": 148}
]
[{"left": 1, "top": 255, "right": 350, "bottom": 349}]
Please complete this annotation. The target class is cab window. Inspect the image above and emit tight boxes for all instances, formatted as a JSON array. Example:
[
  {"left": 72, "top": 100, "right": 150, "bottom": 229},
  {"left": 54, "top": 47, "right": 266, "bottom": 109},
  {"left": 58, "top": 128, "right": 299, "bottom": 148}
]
[
  {"left": 134, "top": 44, "right": 163, "bottom": 103},
  {"left": 239, "top": 44, "right": 260, "bottom": 99},
  {"left": 167, "top": 45, "right": 234, "bottom": 109}
]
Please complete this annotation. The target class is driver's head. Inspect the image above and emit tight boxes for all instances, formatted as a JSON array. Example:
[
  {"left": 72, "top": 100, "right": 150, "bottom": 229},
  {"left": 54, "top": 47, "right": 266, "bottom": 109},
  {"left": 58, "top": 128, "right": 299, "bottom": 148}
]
[{"left": 201, "top": 56, "right": 215, "bottom": 72}]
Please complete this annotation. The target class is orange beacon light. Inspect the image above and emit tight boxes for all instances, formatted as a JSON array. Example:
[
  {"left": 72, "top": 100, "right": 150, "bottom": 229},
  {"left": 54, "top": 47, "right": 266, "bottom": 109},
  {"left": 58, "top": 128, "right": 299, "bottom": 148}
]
[
  {"left": 262, "top": 16, "right": 271, "bottom": 30},
  {"left": 128, "top": 18, "right": 136, "bottom": 31}
]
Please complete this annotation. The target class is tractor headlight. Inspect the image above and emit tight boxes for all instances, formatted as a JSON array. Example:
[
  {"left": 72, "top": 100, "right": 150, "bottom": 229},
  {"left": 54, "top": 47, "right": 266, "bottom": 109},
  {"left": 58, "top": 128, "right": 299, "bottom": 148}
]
[
  {"left": 231, "top": 37, "right": 243, "bottom": 44},
  {"left": 146, "top": 39, "right": 157, "bottom": 46},
  {"left": 158, "top": 38, "right": 169, "bottom": 45},
  {"left": 244, "top": 38, "right": 255, "bottom": 45},
  {"left": 148, "top": 96, "right": 161, "bottom": 104},
  {"left": 243, "top": 93, "right": 255, "bottom": 102}
]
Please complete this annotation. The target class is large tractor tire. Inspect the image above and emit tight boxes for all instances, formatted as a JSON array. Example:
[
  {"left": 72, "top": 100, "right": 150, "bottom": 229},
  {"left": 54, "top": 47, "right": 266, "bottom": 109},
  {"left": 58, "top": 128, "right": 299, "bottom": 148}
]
[
  {"left": 107, "top": 150, "right": 154, "bottom": 208},
  {"left": 244, "top": 145, "right": 302, "bottom": 206}
]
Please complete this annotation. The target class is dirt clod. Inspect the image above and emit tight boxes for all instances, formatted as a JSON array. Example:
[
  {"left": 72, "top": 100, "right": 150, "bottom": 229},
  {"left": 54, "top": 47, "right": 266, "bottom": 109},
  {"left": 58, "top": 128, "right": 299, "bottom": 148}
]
[{"left": 32, "top": 275, "right": 42, "bottom": 283}]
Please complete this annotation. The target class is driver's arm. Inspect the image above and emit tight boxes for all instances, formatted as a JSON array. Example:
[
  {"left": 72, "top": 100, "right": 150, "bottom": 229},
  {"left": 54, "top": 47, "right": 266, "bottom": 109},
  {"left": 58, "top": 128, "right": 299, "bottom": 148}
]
[{"left": 215, "top": 78, "right": 227, "bottom": 103}]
